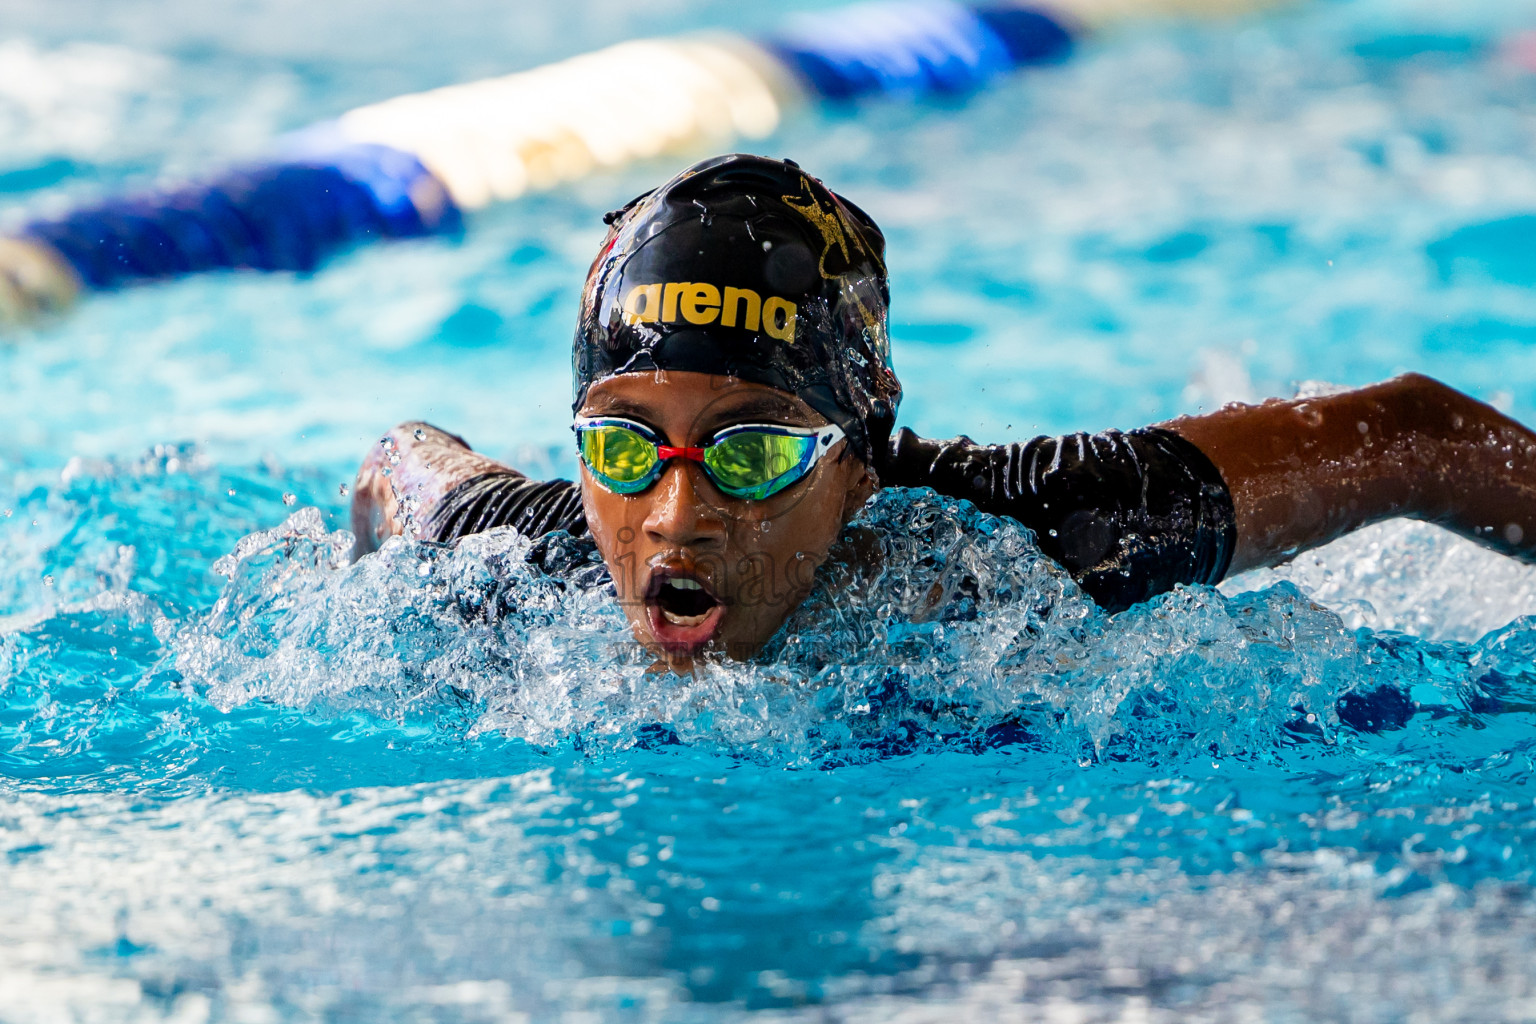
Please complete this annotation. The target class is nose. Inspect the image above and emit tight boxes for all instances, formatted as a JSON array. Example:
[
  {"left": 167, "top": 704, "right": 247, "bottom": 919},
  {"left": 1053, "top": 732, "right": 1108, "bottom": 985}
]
[{"left": 643, "top": 459, "right": 727, "bottom": 550}]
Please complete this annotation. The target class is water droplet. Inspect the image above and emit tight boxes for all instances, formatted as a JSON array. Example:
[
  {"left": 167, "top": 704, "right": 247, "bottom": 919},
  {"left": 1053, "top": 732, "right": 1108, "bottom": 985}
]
[
  {"left": 1357, "top": 421, "right": 1370, "bottom": 435},
  {"left": 226, "top": 488, "right": 236, "bottom": 497},
  {"left": 413, "top": 428, "right": 426, "bottom": 441},
  {"left": 2, "top": 509, "right": 10, "bottom": 518},
  {"left": 42, "top": 574, "right": 54, "bottom": 587},
  {"left": 1506, "top": 523, "right": 1525, "bottom": 545},
  {"left": 339, "top": 484, "right": 350, "bottom": 497},
  {"left": 109, "top": 646, "right": 117, "bottom": 657},
  {"left": 282, "top": 493, "right": 297, "bottom": 506}
]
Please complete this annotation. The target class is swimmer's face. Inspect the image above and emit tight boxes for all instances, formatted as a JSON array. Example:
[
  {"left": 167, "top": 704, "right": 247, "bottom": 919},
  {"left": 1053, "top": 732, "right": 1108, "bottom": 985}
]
[{"left": 577, "top": 371, "right": 875, "bottom": 672}]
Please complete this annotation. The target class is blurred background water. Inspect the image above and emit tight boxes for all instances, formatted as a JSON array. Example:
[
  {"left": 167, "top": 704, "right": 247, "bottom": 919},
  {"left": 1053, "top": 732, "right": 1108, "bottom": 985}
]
[{"left": 9, "top": 0, "right": 1536, "bottom": 1020}]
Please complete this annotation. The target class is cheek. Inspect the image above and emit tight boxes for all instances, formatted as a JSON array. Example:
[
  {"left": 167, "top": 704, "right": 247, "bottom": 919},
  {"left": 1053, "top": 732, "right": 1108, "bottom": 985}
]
[
  {"left": 581, "top": 478, "right": 648, "bottom": 600},
  {"left": 723, "top": 474, "right": 852, "bottom": 600},
  {"left": 783, "top": 466, "right": 859, "bottom": 547}
]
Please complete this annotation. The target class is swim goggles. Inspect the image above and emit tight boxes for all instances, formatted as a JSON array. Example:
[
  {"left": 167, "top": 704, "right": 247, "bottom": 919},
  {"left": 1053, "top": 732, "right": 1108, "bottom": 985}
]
[{"left": 573, "top": 416, "right": 845, "bottom": 501}]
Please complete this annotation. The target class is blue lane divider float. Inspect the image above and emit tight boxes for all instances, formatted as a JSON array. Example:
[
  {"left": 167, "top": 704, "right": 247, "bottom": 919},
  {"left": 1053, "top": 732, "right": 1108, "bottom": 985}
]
[
  {"left": 0, "top": 0, "right": 1284, "bottom": 326},
  {"left": 765, "top": 2, "right": 1072, "bottom": 98},
  {"left": 26, "top": 145, "right": 457, "bottom": 291}
]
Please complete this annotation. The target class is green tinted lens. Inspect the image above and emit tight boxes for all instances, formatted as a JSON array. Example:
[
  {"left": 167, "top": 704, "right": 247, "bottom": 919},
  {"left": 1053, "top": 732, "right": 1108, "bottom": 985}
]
[
  {"left": 705, "top": 430, "right": 814, "bottom": 498},
  {"left": 580, "top": 424, "right": 658, "bottom": 491}
]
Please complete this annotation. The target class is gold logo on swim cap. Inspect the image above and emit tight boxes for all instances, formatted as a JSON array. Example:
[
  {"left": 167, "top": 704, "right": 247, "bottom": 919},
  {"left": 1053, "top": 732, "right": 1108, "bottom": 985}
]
[
  {"left": 621, "top": 283, "right": 797, "bottom": 343},
  {"left": 781, "top": 173, "right": 882, "bottom": 279}
]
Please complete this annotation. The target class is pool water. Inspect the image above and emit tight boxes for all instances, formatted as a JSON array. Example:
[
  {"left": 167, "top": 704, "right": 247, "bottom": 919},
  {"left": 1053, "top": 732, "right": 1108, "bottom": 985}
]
[{"left": 8, "top": 0, "right": 1536, "bottom": 1020}]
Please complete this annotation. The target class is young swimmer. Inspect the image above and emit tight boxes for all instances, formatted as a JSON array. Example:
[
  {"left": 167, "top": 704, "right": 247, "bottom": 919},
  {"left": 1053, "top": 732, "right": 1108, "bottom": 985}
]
[{"left": 353, "top": 153, "right": 1536, "bottom": 670}]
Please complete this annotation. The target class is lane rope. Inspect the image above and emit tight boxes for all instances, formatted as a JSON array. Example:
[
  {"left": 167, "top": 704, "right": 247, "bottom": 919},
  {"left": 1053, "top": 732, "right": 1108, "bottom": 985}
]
[{"left": 0, "top": 0, "right": 1290, "bottom": 324}]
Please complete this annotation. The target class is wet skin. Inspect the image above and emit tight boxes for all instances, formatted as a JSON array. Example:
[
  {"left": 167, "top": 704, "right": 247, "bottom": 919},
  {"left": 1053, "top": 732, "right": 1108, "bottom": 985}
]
[
  {"left": 353, "top": 372, "right": 874, "bottom": 672},
  {"left": 576, "top": 371, "right": 874, "bottom": 672},
  {"left": 355, "top": 372, "right": 1536, "bottom": 661},
  {"left": 1164, "top": 373, "right": 1536, "bottom": 573}
]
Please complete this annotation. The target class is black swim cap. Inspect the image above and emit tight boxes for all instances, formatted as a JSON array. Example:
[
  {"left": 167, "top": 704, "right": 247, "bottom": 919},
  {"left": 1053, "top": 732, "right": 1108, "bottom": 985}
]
[{"left": 572, "top": 153, "right": 901, "bottom": 463}]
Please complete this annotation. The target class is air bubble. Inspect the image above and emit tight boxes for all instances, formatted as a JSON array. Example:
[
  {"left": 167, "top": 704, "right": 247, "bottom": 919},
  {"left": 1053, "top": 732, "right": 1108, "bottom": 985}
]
[{"left": 282, "top": 494, "right": 297, "bottom": 506}]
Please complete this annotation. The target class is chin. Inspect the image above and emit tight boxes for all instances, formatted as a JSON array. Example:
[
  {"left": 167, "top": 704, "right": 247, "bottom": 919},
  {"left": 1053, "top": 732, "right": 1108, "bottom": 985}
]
[{"left": 631, "top": 620, "right": 766, "bottom": 672}]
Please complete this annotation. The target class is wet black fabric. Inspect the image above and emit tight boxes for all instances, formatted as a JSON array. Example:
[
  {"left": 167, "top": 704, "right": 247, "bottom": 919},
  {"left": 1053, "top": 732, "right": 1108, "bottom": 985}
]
[
  {"left": 877, "top": 427, "right": 1237, "bottom": 612},
  {"left": 424, "top": 427, "right": 1236, "bottom": 613},
  {"left": 424, "top": 471, "right": 588, "bottom": 543}
]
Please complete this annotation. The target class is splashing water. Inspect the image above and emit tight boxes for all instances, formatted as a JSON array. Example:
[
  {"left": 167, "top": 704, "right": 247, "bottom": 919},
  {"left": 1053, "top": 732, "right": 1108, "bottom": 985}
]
[
  {"left": 11, "top": 0, "right": 1536, "bottom": 1017},
  {"left": 169, "top": 485, "right": 1536, "bottom": 791},
  {"left": 7, "top": 454, "right": 1536, "bottom": 1019}
]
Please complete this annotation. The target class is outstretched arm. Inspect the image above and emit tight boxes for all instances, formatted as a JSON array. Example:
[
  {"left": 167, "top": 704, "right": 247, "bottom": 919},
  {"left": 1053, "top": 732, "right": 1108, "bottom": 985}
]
[
  {"left": 351, "top": 422, "right": 511, "bottom": 557},
  {"left": 1164, "top": 373, "right": 1536, "bottom": 575}
]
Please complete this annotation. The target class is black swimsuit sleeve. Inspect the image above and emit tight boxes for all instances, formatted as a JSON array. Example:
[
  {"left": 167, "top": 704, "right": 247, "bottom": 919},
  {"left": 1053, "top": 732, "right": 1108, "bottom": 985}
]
[
  {"left": 877, "top": 427, "right": 1236, "bottom": 612},
  {"left": 423, "top": 471, "right": 589, "bottom": 543}
]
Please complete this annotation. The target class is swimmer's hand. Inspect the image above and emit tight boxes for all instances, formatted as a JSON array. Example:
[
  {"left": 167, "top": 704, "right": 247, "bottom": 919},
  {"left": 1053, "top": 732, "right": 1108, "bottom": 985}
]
[
  {"left": 350, "top": 422, "right": 512, "bottom": 559},
  {"left": 1164, "top": 373, "right": 1536, "bottom": 574}
]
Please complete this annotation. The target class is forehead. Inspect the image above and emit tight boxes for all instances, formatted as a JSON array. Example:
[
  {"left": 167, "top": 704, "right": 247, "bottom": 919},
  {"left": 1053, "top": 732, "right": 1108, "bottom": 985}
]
[{"left": 579, "top": 371, "right": 818, "bottom": 423}]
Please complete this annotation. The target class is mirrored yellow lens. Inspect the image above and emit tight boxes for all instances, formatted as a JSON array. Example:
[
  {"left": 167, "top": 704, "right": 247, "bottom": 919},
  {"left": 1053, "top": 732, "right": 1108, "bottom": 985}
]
[
  {"left": 705, "top": 431, "right": 809, "bottom": 492},
  {"left": 581, "top": 425, "right": 657, "bottom": 484}
]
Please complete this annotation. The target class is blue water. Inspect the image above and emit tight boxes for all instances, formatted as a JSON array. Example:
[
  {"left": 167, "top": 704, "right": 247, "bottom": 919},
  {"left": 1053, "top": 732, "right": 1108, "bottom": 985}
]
[{"left": 11, "top": 0, "right": 1536, "bottom": 1019}]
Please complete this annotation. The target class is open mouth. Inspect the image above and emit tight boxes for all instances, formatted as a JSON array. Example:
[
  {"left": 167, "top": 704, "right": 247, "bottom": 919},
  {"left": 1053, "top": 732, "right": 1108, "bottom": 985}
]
[{"left": 644, "top": 568, "right": 725, "bottom": 653}]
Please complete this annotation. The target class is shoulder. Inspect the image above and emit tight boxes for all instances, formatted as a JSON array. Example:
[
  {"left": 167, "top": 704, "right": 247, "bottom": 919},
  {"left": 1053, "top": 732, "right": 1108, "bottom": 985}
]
[{"left": 427, "top": 472, "right": 589, "bottom": 545}]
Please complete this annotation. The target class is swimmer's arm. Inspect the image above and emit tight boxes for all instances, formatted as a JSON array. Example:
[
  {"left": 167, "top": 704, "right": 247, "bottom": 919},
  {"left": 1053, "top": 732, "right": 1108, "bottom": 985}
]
[
  {"left": 1163, "top": 373, "right": 1536, "bottom": 575},
  {"left": 350, "top": 421, "right": 514, "bottom": 557}
]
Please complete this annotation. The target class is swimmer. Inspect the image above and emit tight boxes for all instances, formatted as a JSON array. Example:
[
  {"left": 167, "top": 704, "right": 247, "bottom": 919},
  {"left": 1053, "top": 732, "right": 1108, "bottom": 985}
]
[{"left": 352, "top": 153, "right": 1536, "bottom": 670}]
